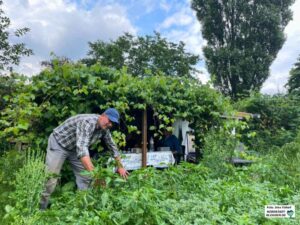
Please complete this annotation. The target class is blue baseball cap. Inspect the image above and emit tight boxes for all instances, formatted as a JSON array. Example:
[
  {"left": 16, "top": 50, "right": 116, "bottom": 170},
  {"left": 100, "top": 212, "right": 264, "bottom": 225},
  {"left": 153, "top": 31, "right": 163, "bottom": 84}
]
[{"left": 104, "top": 108, "right": 120, "bottom": 124}]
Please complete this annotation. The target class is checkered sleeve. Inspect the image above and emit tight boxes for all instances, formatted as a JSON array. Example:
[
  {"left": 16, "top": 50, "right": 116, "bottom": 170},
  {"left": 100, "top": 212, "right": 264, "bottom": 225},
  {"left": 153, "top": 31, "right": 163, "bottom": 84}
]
[
  {"left": 103, "top": 130, "right": 120, "bottom": 158},
  {"left": 76, "top": 120, "right": 94, "bottom": 158}
]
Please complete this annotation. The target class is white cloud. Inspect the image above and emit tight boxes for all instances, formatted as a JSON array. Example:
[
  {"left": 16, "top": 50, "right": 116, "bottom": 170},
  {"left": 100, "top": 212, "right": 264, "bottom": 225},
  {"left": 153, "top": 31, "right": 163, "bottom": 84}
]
[
  {"left": 261, "top": 72, "right": 287, "bottom": 95},
  {"left": 3, "top": 0, "right": 136, "bottom": 75},
  {"left": 158, "top": 1, "right": 207, "bottom": 83},
  {"left": 159, "top": 9, "right": 193, "bottom": 29},
  {"left": 159, "top": 3, "right": 204, "bottom": 54},
  {"left": 138, "top": 0, "right": 156, "bottom": 14},
  {"left": 159, "top": 0, "right": 171, "bottom": 12},
  {"left": 16, "top": 56, "right": 45, "bottom": 76},
  {"left": 196, "top": 66, "right": 210, "bottom": 84}
]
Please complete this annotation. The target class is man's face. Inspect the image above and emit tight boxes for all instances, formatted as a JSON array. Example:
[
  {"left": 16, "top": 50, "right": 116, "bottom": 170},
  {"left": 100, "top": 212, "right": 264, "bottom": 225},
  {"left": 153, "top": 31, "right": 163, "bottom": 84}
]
[{"left": 99, "top": 114, "right": 113, "bottom": 130}]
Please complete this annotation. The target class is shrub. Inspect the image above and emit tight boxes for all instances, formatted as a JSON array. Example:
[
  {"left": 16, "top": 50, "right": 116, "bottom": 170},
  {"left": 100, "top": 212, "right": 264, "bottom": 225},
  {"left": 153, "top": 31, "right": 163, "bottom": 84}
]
[{"left": 235, "top": 93, "right": 300, "bottom": 151}]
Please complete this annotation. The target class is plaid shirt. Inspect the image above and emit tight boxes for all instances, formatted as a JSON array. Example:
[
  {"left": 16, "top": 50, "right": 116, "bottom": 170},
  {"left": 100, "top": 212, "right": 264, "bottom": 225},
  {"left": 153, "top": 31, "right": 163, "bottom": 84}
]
[{"left": 52, "top": 114, "right": 120, "bottom": 158}]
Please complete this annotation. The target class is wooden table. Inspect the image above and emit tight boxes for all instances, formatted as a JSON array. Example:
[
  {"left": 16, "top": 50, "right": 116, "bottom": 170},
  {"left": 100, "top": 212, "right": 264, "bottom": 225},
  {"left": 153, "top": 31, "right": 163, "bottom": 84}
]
[{"left": 119, "top": 151, "right": 175, "bottom": 170}]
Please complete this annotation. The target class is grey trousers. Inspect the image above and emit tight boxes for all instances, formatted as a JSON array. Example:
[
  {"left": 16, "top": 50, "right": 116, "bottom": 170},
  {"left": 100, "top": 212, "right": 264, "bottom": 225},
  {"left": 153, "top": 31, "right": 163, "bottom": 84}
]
[{"left": 40, "top": 133, "right": 92, "bottom": 209}]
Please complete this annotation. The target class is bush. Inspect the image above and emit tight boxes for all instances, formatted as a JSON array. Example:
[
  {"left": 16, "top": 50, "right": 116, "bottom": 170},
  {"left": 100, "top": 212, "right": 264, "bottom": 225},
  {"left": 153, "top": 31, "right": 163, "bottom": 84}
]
[
  {"left": 248, "top": 134, "right": 300, "bottom": 191},
  {"left": 201, "top": 128, "right": 237, "bottom": 178},
  {"left": 235, "top": 93, "right": 300, "bottom": 151}
]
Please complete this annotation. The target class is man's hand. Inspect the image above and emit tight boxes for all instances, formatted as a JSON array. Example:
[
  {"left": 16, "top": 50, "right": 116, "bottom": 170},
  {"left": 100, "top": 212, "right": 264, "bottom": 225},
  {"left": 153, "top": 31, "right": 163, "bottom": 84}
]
[
  {"left": 117, "top": 167, "right": 129, "bottom": 179},
  {"left": 114, "top": 156, "right": 129, "bottom": 179}
]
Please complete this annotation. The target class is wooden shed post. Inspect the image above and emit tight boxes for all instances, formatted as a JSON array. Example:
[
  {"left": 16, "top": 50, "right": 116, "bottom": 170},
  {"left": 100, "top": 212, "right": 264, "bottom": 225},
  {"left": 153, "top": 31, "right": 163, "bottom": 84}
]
[{"left": 142, "top": 109, "right": 147, "bottom": 167}]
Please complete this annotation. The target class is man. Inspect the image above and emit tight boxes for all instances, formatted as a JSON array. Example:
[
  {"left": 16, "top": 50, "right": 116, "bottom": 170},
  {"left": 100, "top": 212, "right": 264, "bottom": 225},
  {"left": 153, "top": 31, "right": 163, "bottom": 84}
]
[
  {"left": 40, "top": 108, "right": 129, "bottom": 210},
  {"left": 159, "top": 129, "right": 182, "bottom": 164}
]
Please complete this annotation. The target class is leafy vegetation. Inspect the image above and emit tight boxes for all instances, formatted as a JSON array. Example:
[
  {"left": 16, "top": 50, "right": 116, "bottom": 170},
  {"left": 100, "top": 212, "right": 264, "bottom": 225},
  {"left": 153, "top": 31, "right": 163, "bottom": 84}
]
[
  {"left": 0, "top": 150, "right": 25, "bottom": 221},
  {"left": 1, "top": 59, "right": 299, "bottom": 224},
  {"left": 1, "top": 146, "right": 299, "bottom": 224},
  {"left": 0, "top": 62, "right": 230, "bottom": 155},
  {"left": 286, "top": 55, "right": 300, "bottom": 94},
  {"left": 235, "top": 93, "right": 300, "bottom": 151},
  {"left": 81, "top": 32, "right": 200, "bottom": 78},
  {"left": 0, "top": 2, "right": 299, "bottom": 223},
  {"left": 4, "top": 150, "right": 47, "bottom": 225}
]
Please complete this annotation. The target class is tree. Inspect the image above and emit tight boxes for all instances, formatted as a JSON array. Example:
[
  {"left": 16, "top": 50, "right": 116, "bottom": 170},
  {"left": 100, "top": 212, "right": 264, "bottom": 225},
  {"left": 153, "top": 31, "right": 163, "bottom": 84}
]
[
  {"left": 0, "top": 73, "right": 26, "bottom": 110},
  {"left": 192, "top": 0, "right": 294, "bottom": 100},
  {"left": 81, "top": 32, "right": 200, "bottom": 78},
  {"left": 41, "top": 53, "right": 71, "bottom": 69},
  {"left": 0, "top": 0, "right": 33, "bottom": 73},
  {"left": 286, "top": 55, "right": 300, "bottom": 94}
]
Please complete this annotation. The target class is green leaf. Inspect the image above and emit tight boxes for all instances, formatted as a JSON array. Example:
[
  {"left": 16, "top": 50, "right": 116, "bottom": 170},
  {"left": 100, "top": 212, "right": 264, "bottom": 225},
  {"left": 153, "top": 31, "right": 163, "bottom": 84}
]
[
  {"left": 17, "top": 122, "right": 29, "bottom": 130},
  {"left": 101, "top": 192, "right": 109, "bottom": 207},
  {"left": 5, "top": 205, "right": 13, "bottom": 213}
]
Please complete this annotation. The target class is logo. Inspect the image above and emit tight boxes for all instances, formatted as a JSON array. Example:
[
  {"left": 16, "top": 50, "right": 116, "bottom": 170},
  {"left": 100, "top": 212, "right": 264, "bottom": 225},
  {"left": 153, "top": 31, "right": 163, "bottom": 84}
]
[
  {"left": 287, "top": 209, "right": 294, "bottom": 218},
  {"left": 265, "top": 205, "right": 295, "bottom": 219}
]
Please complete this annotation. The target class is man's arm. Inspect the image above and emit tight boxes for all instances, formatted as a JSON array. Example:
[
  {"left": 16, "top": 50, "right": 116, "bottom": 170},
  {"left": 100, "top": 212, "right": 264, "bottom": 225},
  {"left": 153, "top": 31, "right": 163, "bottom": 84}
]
[
  {"left": 80, "top": 155, "right": 94, "bottom": 171},
  {"left": 76, "top": 120, "right": 94, "bottom": 170},
  {"left": 103, "top": 130, "right": 121, "bottom": 158},
  {"left": 115, "top": 156, "right": 129, "bottom": 179},
  {"left": 103, "top": 131, "right": 129, "bottom": 178},
  {"left": 114, "top": 156, "right": 123, "bottom": 168}
]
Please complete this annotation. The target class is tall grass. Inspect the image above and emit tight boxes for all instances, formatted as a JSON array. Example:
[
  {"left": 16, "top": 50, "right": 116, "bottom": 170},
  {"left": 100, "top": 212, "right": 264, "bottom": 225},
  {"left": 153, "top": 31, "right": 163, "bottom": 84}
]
[{"left": 4, "top": 149, "right": 47, "bottom": 224}]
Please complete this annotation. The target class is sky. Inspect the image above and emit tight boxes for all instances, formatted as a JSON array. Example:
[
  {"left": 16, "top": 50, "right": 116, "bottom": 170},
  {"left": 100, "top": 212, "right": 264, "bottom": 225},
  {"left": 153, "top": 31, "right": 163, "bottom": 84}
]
[{"left": 3, "top": 0, "right": 300, "bottom": 94}]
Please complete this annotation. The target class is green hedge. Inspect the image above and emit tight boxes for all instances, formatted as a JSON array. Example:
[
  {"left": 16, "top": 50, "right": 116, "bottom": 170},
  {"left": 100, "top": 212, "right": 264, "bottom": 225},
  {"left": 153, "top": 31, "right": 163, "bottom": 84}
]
[
  {"left": 0, "top": 62, "right": 232, "bottom": 154},
  {"left": 235, "top": 93, "right": 300, "bottom": 151}
]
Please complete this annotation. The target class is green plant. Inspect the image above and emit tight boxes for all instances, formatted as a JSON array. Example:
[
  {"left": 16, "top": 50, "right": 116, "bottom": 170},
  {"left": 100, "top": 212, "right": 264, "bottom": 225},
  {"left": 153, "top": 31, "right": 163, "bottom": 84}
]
[
  {"left": 235, "top": 93, "right": 300, "bottom": 151},
  {"left": 0, "top": 150, "right": 298, "bottom": 225},
  {"left": 0, "top": 150, "right": 25, "bottom": 224},
  {"left": 4, "top": 149, "right": 47, "bottom": 224},
  {"left": 201, "top": 120, "right": 243, "bottom": 177}
]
